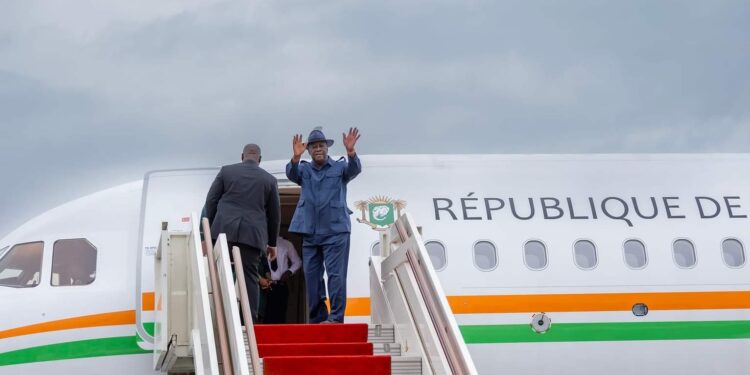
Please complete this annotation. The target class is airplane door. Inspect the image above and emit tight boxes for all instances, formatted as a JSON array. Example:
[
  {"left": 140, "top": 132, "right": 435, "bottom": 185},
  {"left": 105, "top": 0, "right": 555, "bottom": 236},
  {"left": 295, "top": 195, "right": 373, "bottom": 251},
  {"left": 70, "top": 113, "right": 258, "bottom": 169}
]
[{"left": 136, "top": 168, "right": 219, "bottom": 345}]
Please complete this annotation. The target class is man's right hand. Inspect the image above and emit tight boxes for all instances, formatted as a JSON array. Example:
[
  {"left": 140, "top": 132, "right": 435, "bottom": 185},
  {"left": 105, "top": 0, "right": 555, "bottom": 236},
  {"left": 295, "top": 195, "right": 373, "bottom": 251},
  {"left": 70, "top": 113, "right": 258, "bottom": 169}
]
[
  {"left": 292, "top": 134, "right": 306, "bottom": 163},
  {"left": 266, "top": 246, "right": 277, "bottom": 261}
]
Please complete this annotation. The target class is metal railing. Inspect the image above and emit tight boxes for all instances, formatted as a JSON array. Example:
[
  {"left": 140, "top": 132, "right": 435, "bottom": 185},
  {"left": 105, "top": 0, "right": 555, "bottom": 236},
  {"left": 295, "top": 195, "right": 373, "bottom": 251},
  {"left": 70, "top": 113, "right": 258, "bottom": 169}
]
[
  {"left": 375, "top": 212, "right": 478, "bottom": 375},
  {"left": 151, "top": 214, "right": 260, "bottom": 374},
  {"left": 232, "top": 246, "right": 262, "bottom": 375},
  {"left": 152, "top": 213, "right": 220, "bottom": 374},
  {"left": 202, "top": 219, "right": 234, "bottom": 375},
  {"left": 188, "top": 213, "right": 220, "bottom": 375}
]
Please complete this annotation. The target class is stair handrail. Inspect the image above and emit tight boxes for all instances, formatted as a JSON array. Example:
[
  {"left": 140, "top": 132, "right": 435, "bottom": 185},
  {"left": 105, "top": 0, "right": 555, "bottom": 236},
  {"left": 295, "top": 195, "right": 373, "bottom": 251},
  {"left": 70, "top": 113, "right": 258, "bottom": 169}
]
[
  {"left": 202, "top": 218, "right": 234, "bottom": 375},
  {"left": 212, "top": 235, "right": 251, "bottom": 374},
  {"left": 231, "top": 246, "right": 263, "bottom": 375},
  {"left": 188, "top": 213, "right": 220, "bottom": 374},
  {"left": 389, "top": 212, "right": 478, "bottom": 375}
]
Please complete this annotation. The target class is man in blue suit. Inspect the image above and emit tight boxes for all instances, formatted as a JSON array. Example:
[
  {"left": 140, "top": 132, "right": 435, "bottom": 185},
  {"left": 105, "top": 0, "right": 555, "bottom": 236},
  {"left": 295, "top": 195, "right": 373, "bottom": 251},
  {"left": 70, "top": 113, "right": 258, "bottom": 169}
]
[{"left": 286, "top": 128, "right": 362, "bottom": 323}]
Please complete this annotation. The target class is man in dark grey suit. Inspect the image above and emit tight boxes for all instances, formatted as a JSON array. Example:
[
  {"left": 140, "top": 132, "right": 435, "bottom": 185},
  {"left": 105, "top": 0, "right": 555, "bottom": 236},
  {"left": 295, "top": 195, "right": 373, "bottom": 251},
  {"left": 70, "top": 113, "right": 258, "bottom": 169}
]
[{"left": 204, "top": 144, "right": 281, "bottom": 320}]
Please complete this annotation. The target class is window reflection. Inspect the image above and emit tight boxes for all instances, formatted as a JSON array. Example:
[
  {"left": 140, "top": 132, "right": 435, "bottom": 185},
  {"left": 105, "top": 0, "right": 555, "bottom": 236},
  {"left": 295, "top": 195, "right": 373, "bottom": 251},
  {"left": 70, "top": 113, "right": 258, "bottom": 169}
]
[
  {"left": 673, "top": 239, "right": 696, "bottom": 268},
  {"left": 0, "top": 242, "right": 44, "bottom": 288},
  {"left": 52, "top": 239, "right": 97, "bottom": 286},
  {"left": 371, "top": 241, "right": 381, "bottom": 257},
  {"left": 722, "top": 239, "right": 746, "bottom": 268},
  {"left": 425, "top": 241, "right": 447, "bottom": 270},
  {"left": 524, "top": 241, "right": 548, "bottom": 270},
  {"left": 473, "top": 241, "right": 498, "bottom": 271},
  {"left": 574, "top": 240, "right": 598, "bottom": 269},
  {"left": 624, "top": 240, "right": 647, "bottom": 269}
]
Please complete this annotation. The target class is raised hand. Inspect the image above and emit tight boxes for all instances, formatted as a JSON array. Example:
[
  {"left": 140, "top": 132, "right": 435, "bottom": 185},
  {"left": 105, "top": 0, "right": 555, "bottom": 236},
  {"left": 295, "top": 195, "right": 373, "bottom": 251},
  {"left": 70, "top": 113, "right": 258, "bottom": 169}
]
[
  {"left": 343, "top": 127, "right": 361, "bottom": 156},
  {"left": 292, "top": 134, "right": 307, "bottom": 161}
]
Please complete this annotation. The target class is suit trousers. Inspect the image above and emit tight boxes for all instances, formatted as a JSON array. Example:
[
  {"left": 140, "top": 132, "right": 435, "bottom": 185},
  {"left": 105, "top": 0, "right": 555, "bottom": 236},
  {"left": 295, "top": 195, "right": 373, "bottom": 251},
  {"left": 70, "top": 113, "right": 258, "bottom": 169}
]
[
  {"left": 302, "top": 233, "right": 350, "bottom": 323},
  {"left": 228, "top": 242, "right": 261, "bottom": 321},
  {"left": 263, "top": 283, "right": 289, "bottom": 324}
]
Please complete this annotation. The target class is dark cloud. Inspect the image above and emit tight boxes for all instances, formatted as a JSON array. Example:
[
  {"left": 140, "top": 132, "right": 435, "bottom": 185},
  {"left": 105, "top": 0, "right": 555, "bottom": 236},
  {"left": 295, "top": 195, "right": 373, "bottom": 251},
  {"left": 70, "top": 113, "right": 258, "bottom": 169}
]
[{"left": 0, "top": 0, "right": 749, "bottom": 236}]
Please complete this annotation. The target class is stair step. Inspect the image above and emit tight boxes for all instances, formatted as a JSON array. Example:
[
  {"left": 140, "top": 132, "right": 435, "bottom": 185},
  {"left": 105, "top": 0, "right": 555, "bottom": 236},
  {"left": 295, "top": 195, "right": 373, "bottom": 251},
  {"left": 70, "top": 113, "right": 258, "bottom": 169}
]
[
  {"left": 258, "top": 343, "right": 374, "bottom": 357},
  {"left": 255, "top": 324, "right": 369, "bottom": 344},
  {"left": 391, "top": 357, "right": 422, "bottom": 375},
  {"left": 373, "top": 343, "right": 402, "bottom": 356},
  {"left": 368, "top": 324, "right": 395, "bottom": 344},
  {"left": 263, "top": 355, "right": 391, "bottom": 375},
  {"left": 244, "top": 324, "right": 410, "bottom": 375},
  {"left": 245, "top": 344, "right": 390, "bottom": 358},
  {"left": 247, "top": 356, "right": 421, "bottom": 375}
]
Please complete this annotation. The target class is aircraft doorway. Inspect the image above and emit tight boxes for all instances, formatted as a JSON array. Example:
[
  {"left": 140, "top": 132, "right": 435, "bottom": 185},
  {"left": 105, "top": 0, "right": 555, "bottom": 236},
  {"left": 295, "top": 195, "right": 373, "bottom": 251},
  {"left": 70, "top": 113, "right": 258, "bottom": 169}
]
[{"left": 261, "top": 185, "right": 307, "bottom": 324}]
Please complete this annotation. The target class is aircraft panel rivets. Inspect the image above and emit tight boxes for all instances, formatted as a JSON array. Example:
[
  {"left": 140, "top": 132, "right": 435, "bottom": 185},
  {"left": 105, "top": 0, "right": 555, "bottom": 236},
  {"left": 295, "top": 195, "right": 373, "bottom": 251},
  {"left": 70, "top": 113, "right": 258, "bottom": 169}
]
[{"left": 531, "top": 313, "right": 551, "bottom": 333}]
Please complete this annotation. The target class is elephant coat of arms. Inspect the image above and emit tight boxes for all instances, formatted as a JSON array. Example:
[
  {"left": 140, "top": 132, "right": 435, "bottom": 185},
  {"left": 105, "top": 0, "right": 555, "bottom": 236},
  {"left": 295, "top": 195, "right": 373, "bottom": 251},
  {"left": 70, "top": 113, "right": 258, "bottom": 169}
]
[{"left": 354, "top": 196, "right": 407, "bottom": 229}]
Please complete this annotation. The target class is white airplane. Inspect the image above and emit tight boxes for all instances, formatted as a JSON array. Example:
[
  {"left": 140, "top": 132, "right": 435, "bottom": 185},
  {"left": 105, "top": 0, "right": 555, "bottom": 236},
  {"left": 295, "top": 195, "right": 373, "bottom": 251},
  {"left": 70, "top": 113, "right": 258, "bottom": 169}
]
[{"left": 1, "top": 154, "right": 749, "bottom": 374}]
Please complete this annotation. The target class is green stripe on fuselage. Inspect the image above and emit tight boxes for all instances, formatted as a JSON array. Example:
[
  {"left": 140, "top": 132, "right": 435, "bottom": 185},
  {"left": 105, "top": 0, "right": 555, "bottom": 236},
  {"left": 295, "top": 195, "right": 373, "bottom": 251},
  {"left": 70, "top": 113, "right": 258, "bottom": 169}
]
[
  {"left": 0, "top": 335, "right": 150, "bottom": 367},
  {"left": 461, "top": 320, "right": 750, "bottom": 344},
  {"left": 3, "top": 320, "right": 750, "bottom": 366}
]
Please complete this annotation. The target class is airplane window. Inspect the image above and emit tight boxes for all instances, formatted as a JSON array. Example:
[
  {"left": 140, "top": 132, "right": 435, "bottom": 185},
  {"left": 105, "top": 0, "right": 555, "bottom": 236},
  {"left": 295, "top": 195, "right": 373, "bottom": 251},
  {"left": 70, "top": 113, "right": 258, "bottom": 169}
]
[
  {"left": 425, "top": 241, "right": 447, "bottom": 271},
  {"left": 623, "top": 240, "right": 647, "bottom": 269},
  {"left": 672, "top": 239, "right": 696, "bottom": 268},
  {"left": 524, "top": 240, "right": 548, "bottom": 270},
  {"left": 51, "top": 239, "right": 97, "bottom": 287},
  {"left": 371, "top": 241, "right": 381, "bottom": 256},
  {"left": 473, "top": 241, "right": 498, "bottom": 271},
  {"left": 574, "top": 240, "right": 598, "bottom": 269},
  {"left": 0, "top": 242, "right": 44, "bottom": 288},
  {"left": 722, "top": 239, "right": 745, "bottom": 268}
]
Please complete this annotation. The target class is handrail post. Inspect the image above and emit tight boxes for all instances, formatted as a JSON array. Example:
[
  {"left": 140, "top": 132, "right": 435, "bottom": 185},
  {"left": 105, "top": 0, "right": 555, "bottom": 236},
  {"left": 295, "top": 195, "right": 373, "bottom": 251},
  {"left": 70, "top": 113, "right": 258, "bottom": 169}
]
[
  {"left": 232, "top": 246, "right": 262, "bottom": 375},
  {"left": 202, "top": 218, "right": 233, "bottom": 375},
  {"left": 379, "top": 229, "right": 391, "bottom": 258}
]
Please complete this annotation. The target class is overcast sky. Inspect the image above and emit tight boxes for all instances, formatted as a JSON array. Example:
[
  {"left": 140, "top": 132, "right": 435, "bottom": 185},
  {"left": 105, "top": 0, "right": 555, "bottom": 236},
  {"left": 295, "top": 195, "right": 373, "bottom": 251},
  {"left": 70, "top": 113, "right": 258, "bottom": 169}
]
[{"left": 1, "top": 0, "right": 749, "bottom": 237}]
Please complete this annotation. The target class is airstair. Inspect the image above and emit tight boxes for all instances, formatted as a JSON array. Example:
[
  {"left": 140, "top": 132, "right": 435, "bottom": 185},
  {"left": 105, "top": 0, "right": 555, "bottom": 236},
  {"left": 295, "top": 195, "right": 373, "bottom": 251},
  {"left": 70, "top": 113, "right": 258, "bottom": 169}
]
[{"left": 151, "top": 212, "right": 477, "bottom": 375}]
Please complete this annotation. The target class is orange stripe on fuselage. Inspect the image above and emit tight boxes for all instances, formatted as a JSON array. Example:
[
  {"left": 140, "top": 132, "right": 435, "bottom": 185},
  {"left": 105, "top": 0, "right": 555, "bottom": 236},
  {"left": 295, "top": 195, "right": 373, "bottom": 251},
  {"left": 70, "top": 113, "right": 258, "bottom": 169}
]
[
  {"left": 345, "top": 297, "right": 371, "bottom": 316},
  {"left": 0, "top": 293, "right": 155, "bottom": 340},
  {"left": 0, "top": 311, "right": 135, "bottom": 340},
  {"left": 2, "top": 291, "right": 748, "bottom": 339},
  {"left": 447, "top": 291, "right": 750, "bottom": 314},
  {"left": 346, "top": 291, "right": 750, "bottom": 316},
  {"left": 324, "top": 297, "right": 371, "bottom": 316},
  {"left": 142, "top": 292, "right": 155, "bottom": 311}
]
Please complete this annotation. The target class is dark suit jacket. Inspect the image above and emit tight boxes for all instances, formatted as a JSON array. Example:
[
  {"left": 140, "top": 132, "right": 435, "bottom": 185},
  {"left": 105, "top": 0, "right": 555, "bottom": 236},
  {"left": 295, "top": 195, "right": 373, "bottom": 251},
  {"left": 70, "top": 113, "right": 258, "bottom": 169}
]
[{"left": 204, "top": 160, "right": 280, "bottom": 250}]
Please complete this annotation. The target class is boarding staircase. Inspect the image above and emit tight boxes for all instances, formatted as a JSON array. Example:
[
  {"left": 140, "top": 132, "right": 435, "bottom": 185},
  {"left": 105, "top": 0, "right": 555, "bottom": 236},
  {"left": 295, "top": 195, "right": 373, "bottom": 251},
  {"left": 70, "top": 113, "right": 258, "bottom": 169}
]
[{"left": 151, "top": 212, "right": 477, "bottom": 375}]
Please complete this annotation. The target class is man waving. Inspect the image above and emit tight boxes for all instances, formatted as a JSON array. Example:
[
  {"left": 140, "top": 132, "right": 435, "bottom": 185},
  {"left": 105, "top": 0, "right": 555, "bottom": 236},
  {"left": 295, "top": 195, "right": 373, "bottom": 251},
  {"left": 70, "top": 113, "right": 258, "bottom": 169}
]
[{"left": 286, "top": 128, "right": 362, "bottom": 323}]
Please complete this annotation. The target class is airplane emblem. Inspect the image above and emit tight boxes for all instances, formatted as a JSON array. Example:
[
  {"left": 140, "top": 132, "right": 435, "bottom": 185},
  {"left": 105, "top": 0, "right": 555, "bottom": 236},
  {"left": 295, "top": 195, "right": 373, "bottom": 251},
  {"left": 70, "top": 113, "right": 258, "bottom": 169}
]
[{"left": 354, "top": 195, "right": 407, "bottom": 230}]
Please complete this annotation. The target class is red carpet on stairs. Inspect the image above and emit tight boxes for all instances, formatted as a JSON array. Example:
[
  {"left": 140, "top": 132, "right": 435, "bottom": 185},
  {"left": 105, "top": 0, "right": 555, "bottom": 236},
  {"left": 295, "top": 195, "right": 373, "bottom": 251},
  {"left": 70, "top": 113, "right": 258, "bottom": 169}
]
[
  {"left": 255, "top": 324, "right": 390, "bottom": 375},
  {"left": 264, "top": 355, "right": 391, "bottom": 375},
  {"left": 255, "top": 323, "right": 369, "bottom": 344},
  {"left": 259, "top": 342, "right": 374, "bottom": 357}
]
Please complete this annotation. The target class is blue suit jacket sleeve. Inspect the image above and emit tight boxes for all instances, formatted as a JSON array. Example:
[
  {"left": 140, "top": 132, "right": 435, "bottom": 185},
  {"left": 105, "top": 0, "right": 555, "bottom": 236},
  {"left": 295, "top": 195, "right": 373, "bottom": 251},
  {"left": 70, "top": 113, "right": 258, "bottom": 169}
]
[
  {"left": 286, "top": 159, "right": 303, "bottom": 185},
  {"left": 343, "top": 154, "right": 362, "bottom": 183}
]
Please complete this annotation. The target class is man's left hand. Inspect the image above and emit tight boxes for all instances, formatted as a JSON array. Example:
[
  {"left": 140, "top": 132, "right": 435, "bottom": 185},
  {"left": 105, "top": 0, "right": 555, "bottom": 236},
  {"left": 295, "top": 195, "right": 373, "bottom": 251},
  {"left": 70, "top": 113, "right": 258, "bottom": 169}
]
[{"left": 343, "top": 127, "right": 360, "bottom": 156}]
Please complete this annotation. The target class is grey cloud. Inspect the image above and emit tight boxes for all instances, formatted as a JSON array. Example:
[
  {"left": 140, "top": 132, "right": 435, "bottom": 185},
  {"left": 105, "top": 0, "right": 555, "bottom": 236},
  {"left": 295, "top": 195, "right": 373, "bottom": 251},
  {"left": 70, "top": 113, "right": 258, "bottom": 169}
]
[{"left": 1, "top": 0, "right": 749, "bottom": 236}]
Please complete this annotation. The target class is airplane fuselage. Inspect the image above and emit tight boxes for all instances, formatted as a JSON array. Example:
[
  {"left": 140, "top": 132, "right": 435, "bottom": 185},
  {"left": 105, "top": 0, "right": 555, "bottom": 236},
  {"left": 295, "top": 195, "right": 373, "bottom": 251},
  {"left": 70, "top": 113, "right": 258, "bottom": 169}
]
[{"left": 1, "top": 154, "right": 749, "bottom": 374}]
